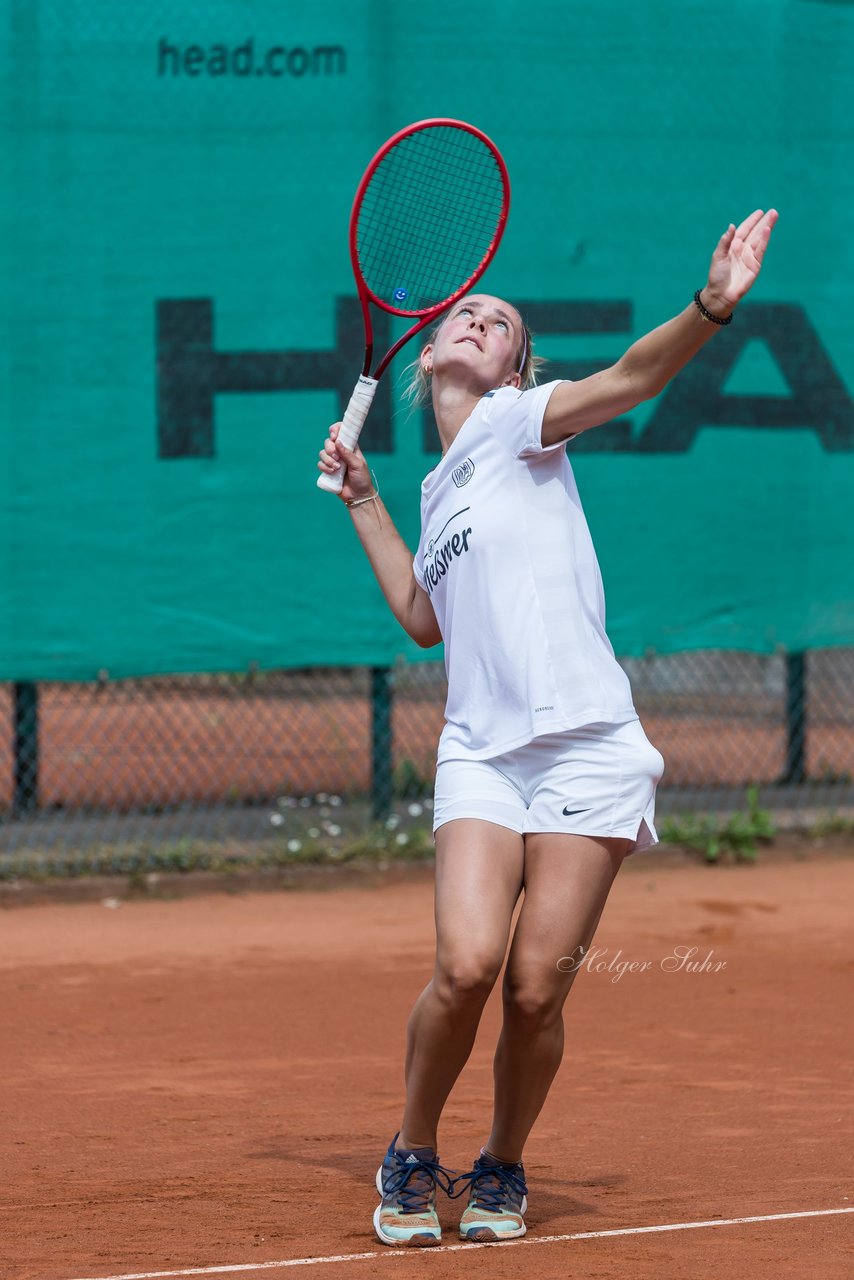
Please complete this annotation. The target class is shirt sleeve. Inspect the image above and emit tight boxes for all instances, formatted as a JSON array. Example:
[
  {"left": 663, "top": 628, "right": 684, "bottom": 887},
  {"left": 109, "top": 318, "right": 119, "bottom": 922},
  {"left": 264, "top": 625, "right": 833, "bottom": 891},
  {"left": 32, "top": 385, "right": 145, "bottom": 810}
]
[{"left": 483, "top": 380, "right": 574, "bottom": 459}]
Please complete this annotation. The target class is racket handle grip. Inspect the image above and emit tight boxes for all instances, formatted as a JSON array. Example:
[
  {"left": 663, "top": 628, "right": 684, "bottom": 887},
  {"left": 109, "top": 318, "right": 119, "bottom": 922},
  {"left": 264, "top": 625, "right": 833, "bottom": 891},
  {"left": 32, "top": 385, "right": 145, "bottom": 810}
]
[{"left": 317, "top": 375, "right": 378, "bottom": 494}]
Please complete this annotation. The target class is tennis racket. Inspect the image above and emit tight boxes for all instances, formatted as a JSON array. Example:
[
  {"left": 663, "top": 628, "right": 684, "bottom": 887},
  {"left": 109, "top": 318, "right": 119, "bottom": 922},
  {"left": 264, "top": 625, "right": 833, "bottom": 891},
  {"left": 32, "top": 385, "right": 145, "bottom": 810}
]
[{"left": 317, "top": 117, "right": 510, "bottom": 493}]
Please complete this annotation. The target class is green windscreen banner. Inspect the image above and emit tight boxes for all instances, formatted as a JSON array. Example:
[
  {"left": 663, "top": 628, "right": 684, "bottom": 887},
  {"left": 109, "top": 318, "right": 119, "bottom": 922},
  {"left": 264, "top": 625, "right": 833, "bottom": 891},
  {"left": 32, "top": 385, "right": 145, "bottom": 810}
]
[{"left": 1, "top": 0, "right": 852, "bottom": 680}]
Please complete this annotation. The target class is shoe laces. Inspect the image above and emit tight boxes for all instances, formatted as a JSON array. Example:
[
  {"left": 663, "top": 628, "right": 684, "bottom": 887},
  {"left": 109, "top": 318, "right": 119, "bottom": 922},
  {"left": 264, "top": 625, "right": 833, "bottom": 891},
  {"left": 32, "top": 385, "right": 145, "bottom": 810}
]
[
  {"left": 449, "top": 1158, "right": 528, "bottom": 1212},
  {"left": 384, "top": 1151, "right": 456, "bottom": 1214}
]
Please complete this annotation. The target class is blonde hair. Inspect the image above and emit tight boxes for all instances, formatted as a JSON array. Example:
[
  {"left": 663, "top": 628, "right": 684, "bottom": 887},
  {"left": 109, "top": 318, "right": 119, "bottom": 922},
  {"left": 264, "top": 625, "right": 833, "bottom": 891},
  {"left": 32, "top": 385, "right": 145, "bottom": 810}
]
[{"left": 402, "top": 309, "right": 545, "bottom": 408}]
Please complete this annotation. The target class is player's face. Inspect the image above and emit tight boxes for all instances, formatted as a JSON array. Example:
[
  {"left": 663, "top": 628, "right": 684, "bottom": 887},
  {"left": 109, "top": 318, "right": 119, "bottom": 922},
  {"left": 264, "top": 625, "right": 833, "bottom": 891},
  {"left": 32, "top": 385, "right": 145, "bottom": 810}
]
[{"left": 428, "top": 295, "right": 523, "bottom": 389}]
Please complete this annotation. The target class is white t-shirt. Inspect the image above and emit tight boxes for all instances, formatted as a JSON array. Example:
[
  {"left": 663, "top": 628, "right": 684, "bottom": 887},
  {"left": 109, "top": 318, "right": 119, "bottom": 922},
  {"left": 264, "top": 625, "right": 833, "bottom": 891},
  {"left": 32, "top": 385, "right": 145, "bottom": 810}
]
[{"left": 412, "top": 380, "right": 637, "bottom": 762}]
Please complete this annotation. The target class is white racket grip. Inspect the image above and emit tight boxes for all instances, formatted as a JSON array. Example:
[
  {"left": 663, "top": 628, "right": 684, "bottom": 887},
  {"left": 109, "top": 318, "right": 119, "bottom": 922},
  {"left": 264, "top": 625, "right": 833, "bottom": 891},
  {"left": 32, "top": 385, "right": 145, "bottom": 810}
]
[{"left": 317, "top": 375, "right": 378, "bottom": 494}]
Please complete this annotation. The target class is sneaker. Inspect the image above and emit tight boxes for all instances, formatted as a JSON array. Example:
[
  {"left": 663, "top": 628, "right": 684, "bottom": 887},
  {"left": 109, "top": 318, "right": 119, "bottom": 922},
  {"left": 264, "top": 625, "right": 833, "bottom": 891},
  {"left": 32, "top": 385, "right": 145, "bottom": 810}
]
[
  {"left": 451, "top": 1148, "right": 528, "bottom": 1242},
  {"left": 373, "top": 1132, "right": 455, "bottom": 1247}
]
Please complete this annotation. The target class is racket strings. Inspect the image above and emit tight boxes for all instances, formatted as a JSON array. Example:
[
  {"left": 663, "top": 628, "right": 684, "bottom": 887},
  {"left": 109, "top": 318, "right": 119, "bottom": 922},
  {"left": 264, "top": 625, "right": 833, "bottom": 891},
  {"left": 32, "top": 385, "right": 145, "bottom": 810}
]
[{"left": 355, "top": 125, "right": 506, "bottom": 313}]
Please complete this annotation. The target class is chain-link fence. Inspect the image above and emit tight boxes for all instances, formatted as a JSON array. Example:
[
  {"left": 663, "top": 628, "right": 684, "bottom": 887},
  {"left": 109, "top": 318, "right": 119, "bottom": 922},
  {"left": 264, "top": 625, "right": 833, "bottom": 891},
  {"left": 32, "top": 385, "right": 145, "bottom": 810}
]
[{"left": 1, "top": 650, "right": 852, "bottom": 869}]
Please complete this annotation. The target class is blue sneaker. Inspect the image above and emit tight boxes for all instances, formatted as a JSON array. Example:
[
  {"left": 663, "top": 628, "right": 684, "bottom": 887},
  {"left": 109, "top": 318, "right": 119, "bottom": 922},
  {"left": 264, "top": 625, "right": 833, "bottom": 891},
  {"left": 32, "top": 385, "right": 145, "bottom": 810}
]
[
  {"left": 373, "top": 1132, "right": 455, "bottom": 1247},
  {"left": 451, "top": 1149, "right": 528, "bottom": 1242}
]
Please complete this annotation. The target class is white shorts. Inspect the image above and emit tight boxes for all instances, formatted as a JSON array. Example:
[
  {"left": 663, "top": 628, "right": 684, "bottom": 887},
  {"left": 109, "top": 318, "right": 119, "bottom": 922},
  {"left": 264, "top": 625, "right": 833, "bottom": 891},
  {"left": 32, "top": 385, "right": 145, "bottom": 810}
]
[{"left": 433, "top": 719, "right": 665, "bottom": 854}]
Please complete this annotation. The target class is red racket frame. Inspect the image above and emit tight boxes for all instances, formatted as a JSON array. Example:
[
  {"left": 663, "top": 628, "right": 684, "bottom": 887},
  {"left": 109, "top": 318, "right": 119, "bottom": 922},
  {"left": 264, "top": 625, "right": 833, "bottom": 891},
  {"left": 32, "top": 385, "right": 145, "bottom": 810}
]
[
  {"left": 349, "top": 117, "right": 511, "bottom": 379},
  {"left": 317, "top": 118, "right": 510, "bottom": 495}
]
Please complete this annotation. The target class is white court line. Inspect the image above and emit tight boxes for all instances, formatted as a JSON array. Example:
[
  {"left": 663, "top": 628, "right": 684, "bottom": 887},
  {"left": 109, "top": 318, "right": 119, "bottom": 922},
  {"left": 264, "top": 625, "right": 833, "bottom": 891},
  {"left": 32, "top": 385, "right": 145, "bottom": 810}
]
[{"left": 60, "top": 1206, "right": 854, "bottom": 1280}]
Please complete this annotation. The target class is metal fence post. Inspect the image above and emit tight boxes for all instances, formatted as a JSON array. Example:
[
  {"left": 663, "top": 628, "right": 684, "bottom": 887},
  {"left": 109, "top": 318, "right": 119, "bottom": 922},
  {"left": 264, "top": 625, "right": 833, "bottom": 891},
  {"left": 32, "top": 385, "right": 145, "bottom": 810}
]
[
  {"left": 371, "top": 666, "right": 393, "bottom": 822},
  {"left": 781, "top": 651, "right": 806, "bottom": 784},
  {"left": 13, "top": 681, "right": 39, "bottom": 814}
]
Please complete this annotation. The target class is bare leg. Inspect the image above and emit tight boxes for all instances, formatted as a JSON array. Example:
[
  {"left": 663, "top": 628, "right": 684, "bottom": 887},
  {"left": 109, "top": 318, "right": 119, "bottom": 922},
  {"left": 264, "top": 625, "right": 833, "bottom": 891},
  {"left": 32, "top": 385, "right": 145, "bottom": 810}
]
[
  {"left": 397, "top": 819, "right": 524, "bottom": 1151},
  {"left": 486, "top": 833, "right": 631, "bottom": 1163}
]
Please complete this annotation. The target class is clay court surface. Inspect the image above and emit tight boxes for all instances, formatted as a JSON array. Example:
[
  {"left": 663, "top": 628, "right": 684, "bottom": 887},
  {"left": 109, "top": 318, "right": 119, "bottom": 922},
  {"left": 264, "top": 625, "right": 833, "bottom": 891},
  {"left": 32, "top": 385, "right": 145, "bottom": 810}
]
[{"left": 1, "top": 847, "right": 852, "bottom": 1280}]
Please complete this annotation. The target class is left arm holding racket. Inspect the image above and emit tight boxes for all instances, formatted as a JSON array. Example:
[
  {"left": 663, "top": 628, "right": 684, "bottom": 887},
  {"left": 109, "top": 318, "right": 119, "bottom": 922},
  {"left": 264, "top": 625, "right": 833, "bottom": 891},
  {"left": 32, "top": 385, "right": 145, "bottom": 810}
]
[
  {"left": 321, "top": 423, "right": 442, "bottom": 647},
  {"left": 316, "top": 118, "right": 510, "bottom": 494}
]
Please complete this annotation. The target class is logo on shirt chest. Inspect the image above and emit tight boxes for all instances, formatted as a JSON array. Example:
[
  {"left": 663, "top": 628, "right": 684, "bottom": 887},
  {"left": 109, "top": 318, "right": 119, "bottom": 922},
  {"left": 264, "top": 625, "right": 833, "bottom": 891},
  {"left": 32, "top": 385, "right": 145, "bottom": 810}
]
[
  {"left": 422, "top": 507, "right": 473, "bottom": 598},
  {"left": 452, "top": 458, "right": 475, "bottom": 488}
]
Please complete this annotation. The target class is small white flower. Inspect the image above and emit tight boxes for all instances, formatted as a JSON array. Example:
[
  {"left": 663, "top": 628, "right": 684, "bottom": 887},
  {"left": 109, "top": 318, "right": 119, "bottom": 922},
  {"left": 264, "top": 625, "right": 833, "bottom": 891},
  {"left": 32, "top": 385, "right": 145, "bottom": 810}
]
[
  {"left": 287, "top": 839, "right": 302, "bottom": 853},
  {"left": 326, "top": 823, "right": 342, "bottom": 837},
  {"left": 269, "top": 812, "right": 285, "bottom": 827},
  {"left": 316, "top": 792, "right": 329, "bottom": 804},
  {"left": 424, "top": 798, "right": 434, "bottom": 810},
  {"left": 308, "top": 827, "right": 320, "bottom": 838},
  {"left": 329, "top": 795, "right": 342, "bottom": 807},
  {"left": 395, "top": 833, "right": 409, "bottom": 846},
  {"left": 385, "top": 815, "right": 400, "bottom": 830},
  {"left": 407, "top": 802, "right": 423, "bottom": 817}
]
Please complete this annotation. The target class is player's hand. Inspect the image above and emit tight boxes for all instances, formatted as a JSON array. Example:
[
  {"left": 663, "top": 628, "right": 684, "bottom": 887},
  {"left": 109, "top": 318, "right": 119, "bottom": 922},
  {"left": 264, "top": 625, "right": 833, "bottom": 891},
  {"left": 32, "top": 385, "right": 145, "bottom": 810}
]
[
  {"left": 703, "top": 208, "right": 779, "bottom": 315},
  {"left": 317, "top": 423, "right": 375, "bottom": 504}
]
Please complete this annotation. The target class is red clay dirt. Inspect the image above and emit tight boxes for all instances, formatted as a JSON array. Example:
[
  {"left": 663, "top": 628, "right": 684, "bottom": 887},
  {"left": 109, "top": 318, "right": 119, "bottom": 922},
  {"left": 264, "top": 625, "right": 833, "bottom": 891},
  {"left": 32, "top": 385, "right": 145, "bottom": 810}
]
[{"left": 1, "top": 848, "right": 852, "bottom": 1280}]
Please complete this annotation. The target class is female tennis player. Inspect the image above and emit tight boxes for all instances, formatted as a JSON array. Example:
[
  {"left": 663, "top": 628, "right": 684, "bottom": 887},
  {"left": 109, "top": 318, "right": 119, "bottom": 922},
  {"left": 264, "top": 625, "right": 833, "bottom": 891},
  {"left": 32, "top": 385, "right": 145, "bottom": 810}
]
[{"left": 318, "top": 208, "right": 777, "bottom": 1247}]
